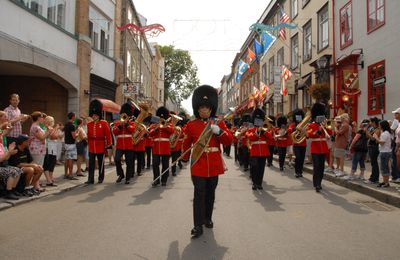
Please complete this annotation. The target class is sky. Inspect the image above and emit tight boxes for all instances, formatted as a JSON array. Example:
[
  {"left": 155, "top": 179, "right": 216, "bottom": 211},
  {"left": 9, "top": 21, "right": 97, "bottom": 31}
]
[{"left": 134, "top": 0, "right": 271, "bottom": 115}]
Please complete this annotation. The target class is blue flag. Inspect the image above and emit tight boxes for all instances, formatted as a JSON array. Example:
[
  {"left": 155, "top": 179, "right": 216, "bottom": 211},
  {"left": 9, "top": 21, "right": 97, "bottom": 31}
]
[
  {"left": 236, "top": 59, "right": 249, "bottom": 83},
  {"left": 261, "top": 31, "right": 277, "bottom": 55},
  {"left": 253, "top": 39, "right": 263, "bottom": 64}
]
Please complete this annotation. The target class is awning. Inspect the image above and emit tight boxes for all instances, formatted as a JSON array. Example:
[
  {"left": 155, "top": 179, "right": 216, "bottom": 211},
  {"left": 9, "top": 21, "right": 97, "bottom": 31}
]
[
  {"left": 96, "top": 98, "right": 121, "bottom": 113},
  {"left": 296, "top": 74, "right": 312, "bottom": 90}
]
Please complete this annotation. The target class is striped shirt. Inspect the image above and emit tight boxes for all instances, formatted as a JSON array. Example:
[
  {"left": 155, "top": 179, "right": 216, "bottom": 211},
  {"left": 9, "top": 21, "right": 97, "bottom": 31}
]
[{"left": 4, "top": 105, "right": 22, "bottom": 138}]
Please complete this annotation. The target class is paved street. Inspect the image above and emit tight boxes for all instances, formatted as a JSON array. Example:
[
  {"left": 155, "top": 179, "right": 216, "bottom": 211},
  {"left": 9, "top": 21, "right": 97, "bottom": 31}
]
[{"left": 1, "top": 155, "right": 400, "bottom": 260}]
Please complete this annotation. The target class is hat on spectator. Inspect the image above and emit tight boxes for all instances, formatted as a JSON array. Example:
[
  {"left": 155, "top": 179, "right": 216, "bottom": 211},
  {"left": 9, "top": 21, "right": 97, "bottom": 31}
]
[
  {"left": 340, "top": 113, "right": 350, "bottom": 121},
  {"left": 392, "top": 108, "right": 400, "bottom": 114},
  {"left": 16, "top": 134, "right": 29, "bottom": 145}
]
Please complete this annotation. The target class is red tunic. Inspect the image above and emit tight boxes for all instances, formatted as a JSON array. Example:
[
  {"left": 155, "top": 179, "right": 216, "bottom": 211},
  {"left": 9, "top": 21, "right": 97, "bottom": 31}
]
[
  {"left": 171, "top": 130, "right": 184, "bottom": 152},
  {"left": 287, "top": 123, "right": 307, "bottom": 147},
  {"left": 133, "top": 138, "right": 146, "bottom": 152},
  {"left": 267, "top": 128, "right": 276, "bottom": 146},
  {"left": 112, "top": 121, "right": 135, "bottom": 150},
  {"left": 275, "top": 128, "right": 289, "bottom": 147},
  {"left": 149, "top": 124, "right": 175, "bottom": 155},
  {"left": 182, "top": 119, "right": 233, "bottom": 177},
  {"left": 144, "top": 136, "right": 153, "bottom": 147},
  {"left": 246, "top": 128, "right": 272, "bottom": 157},
  {"left": 87, "top": 120, "right": 112, "bottom": 154},
  {"left": 231, "top": 127, "right": 238, "bottom": 144},
  {"left": 307, "top": 122, "right": 329, "bottom": 154}
]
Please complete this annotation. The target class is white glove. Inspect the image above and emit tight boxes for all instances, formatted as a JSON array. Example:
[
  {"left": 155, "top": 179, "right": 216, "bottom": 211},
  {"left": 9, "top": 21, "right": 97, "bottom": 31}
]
[{"left": 211, "top": 125, "right": 221, "bottom": 135}]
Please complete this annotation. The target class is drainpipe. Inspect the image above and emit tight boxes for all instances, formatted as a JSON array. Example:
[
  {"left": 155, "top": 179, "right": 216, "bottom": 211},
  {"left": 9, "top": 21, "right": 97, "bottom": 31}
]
[{"left": 332, "top": 0, "right": 337, "bottom": 117}]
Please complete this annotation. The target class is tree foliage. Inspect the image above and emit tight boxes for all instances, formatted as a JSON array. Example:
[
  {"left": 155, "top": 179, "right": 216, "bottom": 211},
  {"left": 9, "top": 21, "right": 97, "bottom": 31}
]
[{"left": 159, "top": 45, "right": 200, "bottom": 104}]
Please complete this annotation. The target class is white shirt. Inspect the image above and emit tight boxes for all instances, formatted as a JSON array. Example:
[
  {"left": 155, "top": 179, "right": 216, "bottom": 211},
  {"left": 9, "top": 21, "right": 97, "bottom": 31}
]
[
  {"left": 379, "top": 131, "right": 392, "bottom": 153},
  {"left": 391, "top": 119, "right": 399, "bottom": 131}
]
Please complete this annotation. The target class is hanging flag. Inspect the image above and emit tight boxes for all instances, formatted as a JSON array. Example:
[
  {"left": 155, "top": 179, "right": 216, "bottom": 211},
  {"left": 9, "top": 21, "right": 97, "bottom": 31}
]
[
  {"left": 253, "top": 86, "right": 260, "bottom": 100},
  {"left": 260, "top": 82, "right": 270, "bottom": 103},
  {"left": 278, "top": 6, "right": 291, "bottom": 40},
  {"left": 281, "top": 65, "right": 293, "bottom": 97},
  {"left": 253, "top": 39, "right": 263, "bottom": 64},
  {"left": 235, "top": 59, "right": 249, "bottom": 83},
  {"left": 261, "top": 31, "right": 277, "bottom": 55},
  {"left": 247, "top": 48, "right": 256, "bottom": 63}
]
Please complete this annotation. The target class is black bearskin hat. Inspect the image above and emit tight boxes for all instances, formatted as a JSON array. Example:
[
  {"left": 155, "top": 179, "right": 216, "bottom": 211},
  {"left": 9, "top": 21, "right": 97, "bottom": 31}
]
[
  {"left": 252, "top": 108, "right": 265, "bottom": 124},
  {"left": 311, "top": 102, "right": 326, "bottom": 121},
  {"left": 268, "top": 115, "right": 276, "bottom": 126},
  {"left": 241, "top": 114, "right": 251, "bottom": 123},
  {"left": 233, "top": 117, "right": 240, "bottom": 127},
  {"left": 192, "top": 85, "right": 218, "bottom": 119},
  {"left": 120, "top": 103, "right": 134, "bottom": 117},
  {"left": 292, "top": 109, "right": 305, "bottom": 124},
  {"left": 156, "top": 106, "right": 170, "bottom": 120},
  {"left": 277, "top": 116, "right": 288, "bottom": 128},
  {"left": 89, "top": 99, "right": 103, "bottom": 118}
]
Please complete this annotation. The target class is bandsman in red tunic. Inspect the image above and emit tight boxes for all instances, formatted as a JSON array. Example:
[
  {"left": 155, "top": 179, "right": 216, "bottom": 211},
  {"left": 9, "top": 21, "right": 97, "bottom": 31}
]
[
  {"left": 170, "top": 112, "right": 186, "bottom": 176},
  {"left": 238, "top": 114, "right": 251, "bottom": 171},
  {"left": 113, "top": 102, "right": 135, "bottom": 184},
  {"left": 287, "top": 109, "right": 307, "bottom": 178},
  {"left": 246, "top": 108, "right": 273, "bottom": 190},
  {"left": 143, "top": 116, "right": 153, "bottom": 169},
  {"left": 149, "top": 107, "right": 174, "bottom": 186},
  {"left": 182, "top": 85, "right": 233, "bottom": 238},
  {"left": 275, "top": 115, "right": 289, "bottom": 171},
  {"left": 86, "top": 100, "right": 112, "bottom": 184},
  {"left": 306, "top": 102, "right": 330, "bottom": 192}
]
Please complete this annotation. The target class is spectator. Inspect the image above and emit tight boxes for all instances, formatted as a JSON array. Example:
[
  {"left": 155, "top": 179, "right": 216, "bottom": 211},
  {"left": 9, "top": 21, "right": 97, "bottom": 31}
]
[
  {"left": 64, "top": 112, "right": 78, "bottom": 180},
  {"left": 364, "top": 117, "right": 381, "bottom": 184},
  {"left": 375, "top": 120, "right": 392, "bottom": 188},
  {"left": 394, "top": 108, "right": 400, "bottom": 174},
  {"left": 55, "top": 123, "right": 64, "bottom": 165},
  {"left": 8, "top": 135, "right": 43, "bottom": 195},
  {"left": 43, "top": 116, "right": 60, "bottom": 186},
  {"left": 75, "top": 118, "right": 87, "bottom": 177},
  {"left": 4, "top": 93, "right": 30, "bottom": 145},
  {"left": 0, "top": 131, "right": 22, "bottom": 200},
  {"left": 333, "top": 115, "right": 349, "bottom": 177},
  {"left": 347, "top": 120, "right": 369, "bottom": 180},
  {"left": 390, "top": 108, "right": 400, "bottom": 183},
  {"left": 29, "top": 111, "right": 50, "bottom": 168}
]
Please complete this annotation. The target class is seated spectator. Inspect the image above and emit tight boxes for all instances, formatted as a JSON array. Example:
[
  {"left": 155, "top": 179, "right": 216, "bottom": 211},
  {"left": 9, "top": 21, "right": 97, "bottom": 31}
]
[
  {"left": 8, "top": 135, "right": 44, "bottom": 195},
  {"left": 0, "top": 136, "right": 22, "bottom": 200}
]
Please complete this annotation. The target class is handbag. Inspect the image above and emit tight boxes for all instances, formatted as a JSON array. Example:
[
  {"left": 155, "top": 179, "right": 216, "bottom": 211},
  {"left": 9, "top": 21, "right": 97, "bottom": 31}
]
[{"left": 353, "top": 133, "right": 368, "bottom": 152}]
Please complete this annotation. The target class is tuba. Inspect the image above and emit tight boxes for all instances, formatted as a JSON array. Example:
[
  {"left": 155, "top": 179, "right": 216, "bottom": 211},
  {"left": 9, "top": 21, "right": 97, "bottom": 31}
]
[
  {"left": 131, "top": 100, "right": 150, "bottom": 145},
  {"left": 291, "top": 111, "right": 312, "bottom": 144},
  {"left": 169, "top": 114, "right": 183, "bottom": 148}
]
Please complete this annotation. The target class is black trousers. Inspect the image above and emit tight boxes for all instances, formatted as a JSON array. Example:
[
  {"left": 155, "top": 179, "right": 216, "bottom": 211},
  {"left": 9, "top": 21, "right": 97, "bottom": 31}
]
[
  {"left": 238, "top": 146, "right": 243, "bottom": 165},
  {"left": 171, "top": 151, "right": 181, "bottom": 174},
  {"left": 234, "top": 143, "right": 238, "bottom": 162},
  {"left": 368, "top": 145, "right": 380, "bottom": 182},
  {"left": 312, "top": 154, "right": 326, "bottom": 188},
  {"left": 267, "top": 145, "right": 275, "bottom": 166},
  {"left": 133, "top": 151, "right": 144, "bottom": 176},
  {"left": 224, "top": 145, "right": 231, "bottom": 157},
  {"left": 191, "top": 175, "right": 219, "bottom": 227},
  {"left": 114, "top": 149, "right": 134, "bottom": 180},
  {"left": 145, "top": 146, "right": 152, "bottom": 168},
  {"left": 277, "top": 147, "right": 287, "bottom": 169},
  {"left": 250, "top": 156, "right": 267, "bottom": 186},
  {"left": 293, "top": 146, "right": 306, "bottom": 175},
  {"left": 391, "top": 144, "right": 399, "bottom": 179},
  {"left": 153, "top": 154, "right": 170, "bottom": 184},
  {"left": 88, "top": 152, "right": 105, "bottom": 183},
  {"left": 242, "top": 147, "right": 249, "bottom": 169}
]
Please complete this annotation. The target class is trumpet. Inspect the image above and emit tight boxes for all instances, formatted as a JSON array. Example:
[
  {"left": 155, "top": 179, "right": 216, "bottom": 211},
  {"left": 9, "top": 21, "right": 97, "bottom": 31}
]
[{"left": 320, "top": 119, "right": 332, "bottom": 139}]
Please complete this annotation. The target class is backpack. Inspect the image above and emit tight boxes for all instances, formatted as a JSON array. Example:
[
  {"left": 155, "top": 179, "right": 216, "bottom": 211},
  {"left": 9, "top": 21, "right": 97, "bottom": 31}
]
[{"left": 353, "top": 132, "right": 368, "bottom": 152}]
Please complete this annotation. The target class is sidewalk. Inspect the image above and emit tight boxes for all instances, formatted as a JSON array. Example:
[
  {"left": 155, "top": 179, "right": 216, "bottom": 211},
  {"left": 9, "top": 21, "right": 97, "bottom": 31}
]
[
  {"left": 0, "top": 163, "right": 115, "bottom": 211},
  {"left": 279, "top": 156, "right": 400, "bottom": 208}
]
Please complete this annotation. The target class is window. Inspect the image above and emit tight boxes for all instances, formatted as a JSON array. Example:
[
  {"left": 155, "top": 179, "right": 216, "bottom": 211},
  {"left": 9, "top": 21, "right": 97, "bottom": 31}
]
[
  {"left": 277, "top": 48, "right": 284, "bottom": 67},
  {"left": 291, "top": 34, "right": 299, "bottom": 69},
  {"left": 291, "top": 0, "right": 298, "bottom": 19},
  {"left": 18, "top": 0, "right": 66, "bottom": 28},
  {"left": 368, "top": 60, "right": 385, "bottom": 115},
  {"left": 89, "top": 7, "right": 111, "bottom": 56},
  {"left": 302, "top": 0, "right": 310, "bottom": 8},
  {"left": 303, "top": 21, "right": 312, "bottom": 62},
  {"left": 29, "top": 0, "right": 43, "bottom": 15},
  {"left": 262, "top": 64, "right": 267, "bottom": 83},
  {"left": 268, "top": 56, "right": 275, "bottom": 84},
  {"left": 367, "top": 0, "right": 385, "bottom": 33},
  {"left": 340, "top": 1, "right": 353, "bottom": 49},
  {"left": 318, "top": 5, "right": 329, "bottom": 50}
]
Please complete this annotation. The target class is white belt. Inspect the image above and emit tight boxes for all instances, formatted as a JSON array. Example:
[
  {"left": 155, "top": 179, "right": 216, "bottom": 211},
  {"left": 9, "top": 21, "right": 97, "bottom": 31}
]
[
  {"left": 251, "top": 141, "right": 267, "bottom": 145},
  {"left": 117, "top": 135, "right": 132, "bottom": 138},
  {"left": 204, "top": 147, "right": 219, "bottom": 153},
  {"left": 154, "top": 138, "right": 170, "bottom": 142},
  {"left": 311, "top": 138, "right": 326, "bottom": 141}
]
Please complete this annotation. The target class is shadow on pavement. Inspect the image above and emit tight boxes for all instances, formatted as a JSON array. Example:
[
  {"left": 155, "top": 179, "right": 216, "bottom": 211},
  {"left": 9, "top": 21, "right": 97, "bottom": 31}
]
[
  {"left": 321, "top": 189, "right": 371, "bottom": 214},
  {"left": 252, "top": 184, "right": 285, "bottom": 212},
  {"left": 77, "top": 182, "right": 131, "bottom": 203},
  {"left": 129, "top": 185, "right": 167, "bottom": 206},
  {"left": 167, "top": 230, "right": 229, "bottom": 260}
]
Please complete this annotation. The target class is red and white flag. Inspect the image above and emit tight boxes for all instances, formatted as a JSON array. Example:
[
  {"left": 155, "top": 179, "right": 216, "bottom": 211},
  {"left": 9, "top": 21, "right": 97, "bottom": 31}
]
[
  {"left": 281, "top": 65, "right": 293, "bottom": 97},
  {"left": 279, "top": 6, "right": 291, "bottom": 40}
]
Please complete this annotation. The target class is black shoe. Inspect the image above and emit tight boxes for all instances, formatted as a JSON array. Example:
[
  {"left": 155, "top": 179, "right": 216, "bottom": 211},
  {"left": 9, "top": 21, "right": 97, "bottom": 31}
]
[
  {"left": 161, "top": 182, "right": 167, "bottom": 186},
  {"left": 152, "top": 182, "right": 159, "bottom": 187},
  {"left": 12, "top": 190, "right": 22, "bottom": 196},
  {"left": 295, "top": 173, "right": 301, "bottom": 178},
  {"left": 116, "top": 176, "right": 124, "bottom": 183},
  {"left": 204, "top": 220, "right": 214, "bottom": 229},
  {"left": 252, "top": 185, "right": 257, "bottom": 190},
  {"left": 244, "top": 168, "right": 249, "bottom": 172},
  {"left": 5, "top": 191, "right": 19, "bottom": 200},
  {"left": 137, "top": 172, "right": 143, "bottom": 176},
  {"left": 172, "top": 172, "right": 176, "bottom": 176},
  {"left": 125, "top": 181, "right": 130, "bottom": 184},
  {"left": 67, "top": 176, "right": 79, "bottom": 180},
  {"left": 22, "top": 189, "right": 34, "bottom": 197},
  {"left": 98, "top": 180, "right": 103, "bottom": 184},
  {"left": 178, "top": 164, "right": 183, "bottom": 169},
  {"left": 377, "top": 182, "right": 390, "bottom": 188},
  {"left": 257, "top": 185, "right": 263, "bottom": 190},
  {"left": 191, "top": 226, "right": 203, "bottom": 238},
  {"left": 280, "top": 167, "right": 284, "bottom": 172},
  {"left": 85, "top": 181, "right": 94, "bottom": 185},
  {"left": 315, "top": 187, "right": 321, "bottom": 193}
]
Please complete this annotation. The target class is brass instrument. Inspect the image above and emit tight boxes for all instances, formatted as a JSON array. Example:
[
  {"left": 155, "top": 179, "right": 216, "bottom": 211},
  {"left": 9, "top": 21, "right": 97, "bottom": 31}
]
[
  {"left": 169, "top": 114, "right": 183, "bottom": 148},
  {"left": 291, "top": 111, "right": 312, "bottom": 144},
  {"left": 263, "top": 116, "right": 273, "bottom": 130},
  {"left": 320, "top": 119, "right": 332, "bottom": 139},
  {"left": 131, "top": 100, "right": 150, "bottom": 145}
]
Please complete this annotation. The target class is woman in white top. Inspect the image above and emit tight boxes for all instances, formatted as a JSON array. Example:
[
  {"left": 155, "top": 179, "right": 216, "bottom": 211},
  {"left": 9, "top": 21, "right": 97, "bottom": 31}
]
[
  {"left": 374, "top": 120, "right": 392, "bottom": 187},
  {"left": 43, "top": 116, "right": 61, "bottom": 186}
]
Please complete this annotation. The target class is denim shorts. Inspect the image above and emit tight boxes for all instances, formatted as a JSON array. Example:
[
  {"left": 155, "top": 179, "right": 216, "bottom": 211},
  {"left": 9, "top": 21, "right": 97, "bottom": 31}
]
[
  {"left": 65, "top": 144, "right": 77, "bottom": 160},
  {"left": 380, "top": 152, "right": 391, "bottom": 177}
]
